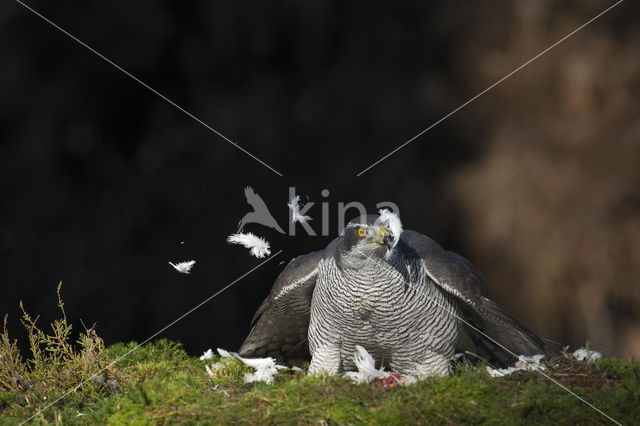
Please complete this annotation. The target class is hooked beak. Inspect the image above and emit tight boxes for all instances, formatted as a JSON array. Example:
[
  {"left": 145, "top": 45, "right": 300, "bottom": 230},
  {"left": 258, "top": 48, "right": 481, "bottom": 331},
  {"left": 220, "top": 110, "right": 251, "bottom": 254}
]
[{"left": 376, "top": 226, "right": 394, "bottom": 249}]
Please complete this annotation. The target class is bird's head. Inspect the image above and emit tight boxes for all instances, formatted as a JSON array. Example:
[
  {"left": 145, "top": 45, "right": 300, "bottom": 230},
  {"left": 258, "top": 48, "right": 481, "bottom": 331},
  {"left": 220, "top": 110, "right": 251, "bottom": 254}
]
[{"left": 339, "top": 209, "right": 403, "bottom": 262}]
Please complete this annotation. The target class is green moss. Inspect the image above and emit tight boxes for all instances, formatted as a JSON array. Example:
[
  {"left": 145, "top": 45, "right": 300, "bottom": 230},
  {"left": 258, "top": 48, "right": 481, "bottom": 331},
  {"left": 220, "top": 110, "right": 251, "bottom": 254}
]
[
  {"left": 2, "top": 287, "right": 639, "bottom": 424},
  {"left": 2, "top": 338, "right": 639, "bottom": 424}
]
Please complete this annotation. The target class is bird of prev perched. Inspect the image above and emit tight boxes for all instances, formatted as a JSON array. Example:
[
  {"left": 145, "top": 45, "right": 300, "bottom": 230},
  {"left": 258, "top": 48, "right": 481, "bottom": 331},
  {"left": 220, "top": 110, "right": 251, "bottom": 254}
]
[{"left": 239, "top": 211, "right": 557, "bottom": 377}]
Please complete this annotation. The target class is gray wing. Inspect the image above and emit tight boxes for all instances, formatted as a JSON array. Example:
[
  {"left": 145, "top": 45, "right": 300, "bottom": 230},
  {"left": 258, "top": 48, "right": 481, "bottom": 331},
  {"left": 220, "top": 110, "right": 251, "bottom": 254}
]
[
  {"left": 400, "top": 230, "right": 558, "bottom": 365},
  {"left": 238, "top": 250, "right": 323, "bottom": 361}
]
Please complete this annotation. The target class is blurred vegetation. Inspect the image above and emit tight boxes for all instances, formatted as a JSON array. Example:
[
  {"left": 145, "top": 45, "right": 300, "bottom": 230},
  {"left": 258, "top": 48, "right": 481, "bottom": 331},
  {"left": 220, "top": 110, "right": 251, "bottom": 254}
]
[
  {"left": 1, "top": 289, "right": 639, "bottom": 424},
  {"left": 450, "top": 0, "right": 640, "bottom": 360}
]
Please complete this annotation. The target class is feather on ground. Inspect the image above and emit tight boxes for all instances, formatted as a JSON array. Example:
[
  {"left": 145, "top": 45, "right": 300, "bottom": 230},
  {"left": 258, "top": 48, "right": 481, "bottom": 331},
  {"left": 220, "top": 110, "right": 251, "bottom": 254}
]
[
  {"left": 200, "top": 349, "right": 214, "bottom": 360},
  {"left": 343, "top": 345, "right": 390, "bottom": 384},
  {"left": 573, "top": 347, "right": 602, "bottom": 362},
  {"left": 486, "top": 354, "right": 546, "bottom": 377},
  {"left": 216, "top": 348, "right": 286, "bottom": 384}
]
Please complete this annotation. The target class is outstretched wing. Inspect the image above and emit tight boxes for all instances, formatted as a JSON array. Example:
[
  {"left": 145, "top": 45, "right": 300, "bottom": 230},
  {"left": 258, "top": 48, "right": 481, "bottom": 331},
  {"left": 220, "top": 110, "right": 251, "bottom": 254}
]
[
  {"left": 238, "top": 250, "right": 324, "bottom": 361},
  {"left": 400, "top": 230, "right": 557, "bottom": 365}
]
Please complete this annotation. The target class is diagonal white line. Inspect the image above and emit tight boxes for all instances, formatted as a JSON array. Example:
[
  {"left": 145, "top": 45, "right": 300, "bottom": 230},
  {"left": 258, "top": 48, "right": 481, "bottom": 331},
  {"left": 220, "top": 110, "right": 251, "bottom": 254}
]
[
  {"left": 358, "top": 250, "right": 621, "bottom": 425},
  {"left": 412, "top": 285, "right": 621, "bottom": 424},
  {"left": 411, "top": 283, "right": 622, "bottom": 425},
  {"left": 14, "top": 0, "right": 283, "bottom": 177},
  {"left": 357, "top": 0, "right": 624, "bottom": 176},
  {"left": 18, "top": 250, "right": 283, "bottom": 425}
]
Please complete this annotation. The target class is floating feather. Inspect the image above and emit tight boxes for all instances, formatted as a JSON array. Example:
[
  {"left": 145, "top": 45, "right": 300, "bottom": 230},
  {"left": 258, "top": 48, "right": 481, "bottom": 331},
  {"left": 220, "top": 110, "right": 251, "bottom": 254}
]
[
  {"left": 169, "top": 260, "right": 196, "bottom": 274},
  {"left": 227, "top": 232, "right": 271, "bottom": 258},
  {"left": 287, "top": 195, "right": 312, "bottom": 224}
]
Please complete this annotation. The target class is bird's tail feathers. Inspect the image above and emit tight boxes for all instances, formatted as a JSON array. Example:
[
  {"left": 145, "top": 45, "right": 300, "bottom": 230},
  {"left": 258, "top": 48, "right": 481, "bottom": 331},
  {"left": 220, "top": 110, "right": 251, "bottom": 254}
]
[{"left": 460, "top": 300, "right": 558, "bottom": 367}]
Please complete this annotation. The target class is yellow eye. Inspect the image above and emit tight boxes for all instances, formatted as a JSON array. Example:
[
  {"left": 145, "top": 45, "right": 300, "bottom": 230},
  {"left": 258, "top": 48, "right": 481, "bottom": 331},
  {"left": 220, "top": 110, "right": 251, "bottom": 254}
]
[{"left": 357, "top": 227, "right": 367, "bottom": 237}]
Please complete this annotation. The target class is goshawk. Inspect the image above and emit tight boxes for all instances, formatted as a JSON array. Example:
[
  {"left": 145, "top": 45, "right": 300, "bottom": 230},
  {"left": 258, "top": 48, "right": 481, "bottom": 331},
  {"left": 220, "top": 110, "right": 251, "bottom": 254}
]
[{"left": 239, "top": 212, "right": 557, "bottom": 376}]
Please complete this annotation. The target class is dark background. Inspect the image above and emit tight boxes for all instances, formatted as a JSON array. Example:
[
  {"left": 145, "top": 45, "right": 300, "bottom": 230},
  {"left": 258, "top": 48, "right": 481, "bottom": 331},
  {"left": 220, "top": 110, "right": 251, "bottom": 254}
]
[{"left": 1, "top": 0, "right": 639, "bottom": 359}]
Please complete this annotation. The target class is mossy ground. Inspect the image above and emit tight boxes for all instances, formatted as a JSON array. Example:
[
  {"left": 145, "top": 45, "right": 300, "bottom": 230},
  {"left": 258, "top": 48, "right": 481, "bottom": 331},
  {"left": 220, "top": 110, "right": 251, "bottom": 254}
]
[
  {"left": 1, "top": 340, "right": 638, "bottom": 425},
  {"left": 1, "top": 286, "right": 639, "bottom": 424}
]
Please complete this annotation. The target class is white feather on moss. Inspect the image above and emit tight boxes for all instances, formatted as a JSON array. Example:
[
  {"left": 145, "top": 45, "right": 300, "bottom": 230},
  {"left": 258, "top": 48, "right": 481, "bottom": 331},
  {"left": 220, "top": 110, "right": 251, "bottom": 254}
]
[
  {"left": 216, "top": 348, "right": 286, "bottom": 384},
  {"left": 204, "top": 363, "right": 225, "bottom": 377},
  {"left": 226, "top": 232, "right": 271, "bottom": 258},
  {"left": 573, "top": 347, "right": 602, "bottom": 362},
  {"left": 486, "top": 354, "right": 546, "bottom": 377},
  {"left": 343, "top": 345, "right": 390, "bottom": 384},
  {"left": 200, "top": 349, "right": 214, "bottom": 360}
]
